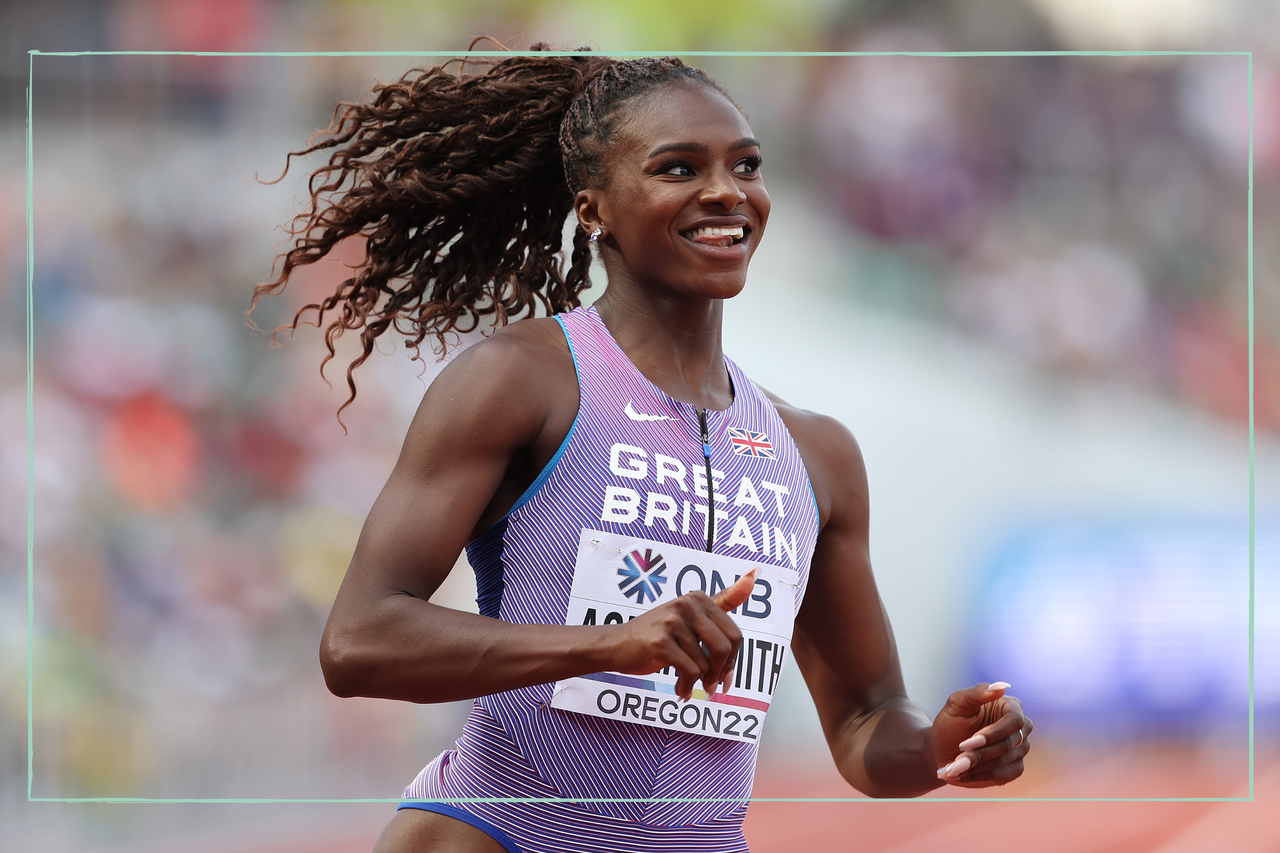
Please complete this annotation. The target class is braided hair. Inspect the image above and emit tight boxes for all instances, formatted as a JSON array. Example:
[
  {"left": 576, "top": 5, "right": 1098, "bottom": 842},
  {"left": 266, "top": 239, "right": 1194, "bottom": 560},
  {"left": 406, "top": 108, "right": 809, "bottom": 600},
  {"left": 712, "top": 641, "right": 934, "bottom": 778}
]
[{"left": 250, "top": 43, "right": 737, "bottom": 420}]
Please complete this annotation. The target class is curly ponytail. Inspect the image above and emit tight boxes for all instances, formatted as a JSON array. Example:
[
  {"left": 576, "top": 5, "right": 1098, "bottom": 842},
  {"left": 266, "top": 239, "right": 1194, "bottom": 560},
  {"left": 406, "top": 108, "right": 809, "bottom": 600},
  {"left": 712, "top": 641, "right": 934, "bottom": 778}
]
[{"left": 250, "top": 43, "right": 735, "bottom": 420}]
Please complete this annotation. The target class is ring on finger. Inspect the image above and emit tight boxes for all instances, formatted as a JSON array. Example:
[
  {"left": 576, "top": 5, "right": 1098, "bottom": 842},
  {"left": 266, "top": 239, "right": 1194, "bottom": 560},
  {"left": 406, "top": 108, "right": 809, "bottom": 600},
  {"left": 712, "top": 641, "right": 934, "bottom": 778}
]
[{"left": 1015, "top": 729, "right": 1025, "bottom": 747}]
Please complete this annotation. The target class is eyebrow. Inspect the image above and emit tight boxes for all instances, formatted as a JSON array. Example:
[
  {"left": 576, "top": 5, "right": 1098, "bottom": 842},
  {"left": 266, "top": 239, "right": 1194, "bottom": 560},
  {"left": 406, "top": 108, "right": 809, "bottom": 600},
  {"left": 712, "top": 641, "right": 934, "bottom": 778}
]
[{"left": 646, "top": 137, "right": 760, "bottom": 158}]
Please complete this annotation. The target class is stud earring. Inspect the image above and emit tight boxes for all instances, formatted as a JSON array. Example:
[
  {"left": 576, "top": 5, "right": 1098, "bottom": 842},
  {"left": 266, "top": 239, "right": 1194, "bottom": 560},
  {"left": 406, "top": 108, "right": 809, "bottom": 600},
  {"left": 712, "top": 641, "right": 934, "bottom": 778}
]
[{"left": 588, "top": 227, "right": 602, "bottom": 243}]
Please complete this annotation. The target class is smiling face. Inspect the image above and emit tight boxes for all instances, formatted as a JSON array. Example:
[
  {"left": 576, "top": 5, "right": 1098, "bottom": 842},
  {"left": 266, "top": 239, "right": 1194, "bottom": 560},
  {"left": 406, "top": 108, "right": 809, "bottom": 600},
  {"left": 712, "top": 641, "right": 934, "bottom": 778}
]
[{"left": 575, "top": 80, "right": 771, "bottom": 302}]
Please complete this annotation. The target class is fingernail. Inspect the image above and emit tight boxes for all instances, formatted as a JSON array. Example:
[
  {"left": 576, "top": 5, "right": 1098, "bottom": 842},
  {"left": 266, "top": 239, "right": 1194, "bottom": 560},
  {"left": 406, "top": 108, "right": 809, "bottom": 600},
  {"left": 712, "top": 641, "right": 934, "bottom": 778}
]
[
  {"left": 989, "top": 681, "right": 1010, "bottom": 691},
  {"left": 958, "top": 735, "right": 985, "bottom": 750},
  {"left": 936, "top": 765, "right": 949, "bottom": 778},
  {"left": 950, "top": 756, "right": 971, "bottom": 775}
]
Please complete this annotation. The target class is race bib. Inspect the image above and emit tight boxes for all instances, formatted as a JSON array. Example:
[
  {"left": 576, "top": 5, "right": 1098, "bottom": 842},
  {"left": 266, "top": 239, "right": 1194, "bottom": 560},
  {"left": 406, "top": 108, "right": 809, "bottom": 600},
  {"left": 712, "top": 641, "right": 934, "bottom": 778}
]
[{"left": 550, "top": 529, "right": 800, "bottom": 743}]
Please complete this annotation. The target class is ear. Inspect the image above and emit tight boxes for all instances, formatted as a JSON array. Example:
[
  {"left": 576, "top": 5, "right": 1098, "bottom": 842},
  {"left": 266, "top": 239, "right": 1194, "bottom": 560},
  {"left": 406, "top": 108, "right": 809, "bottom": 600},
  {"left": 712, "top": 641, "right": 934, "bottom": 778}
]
[{"left": 574, "top": 188, "right": 606, "bottom": 237}]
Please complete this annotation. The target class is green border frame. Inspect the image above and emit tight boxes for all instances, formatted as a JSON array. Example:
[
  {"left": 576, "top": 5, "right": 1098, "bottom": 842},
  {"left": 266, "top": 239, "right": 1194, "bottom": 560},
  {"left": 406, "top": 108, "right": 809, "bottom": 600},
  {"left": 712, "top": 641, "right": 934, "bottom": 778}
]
[{"left": 24, "top": 48, "right": 1256, "bottom": 805}]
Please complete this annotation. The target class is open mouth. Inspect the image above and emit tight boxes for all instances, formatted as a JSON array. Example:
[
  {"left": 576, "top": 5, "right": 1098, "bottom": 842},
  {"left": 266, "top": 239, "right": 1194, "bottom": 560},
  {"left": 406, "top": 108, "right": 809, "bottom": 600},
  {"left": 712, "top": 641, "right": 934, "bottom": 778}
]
[{"left": 681, "top": 225, "right": 748, "bottom": 248}]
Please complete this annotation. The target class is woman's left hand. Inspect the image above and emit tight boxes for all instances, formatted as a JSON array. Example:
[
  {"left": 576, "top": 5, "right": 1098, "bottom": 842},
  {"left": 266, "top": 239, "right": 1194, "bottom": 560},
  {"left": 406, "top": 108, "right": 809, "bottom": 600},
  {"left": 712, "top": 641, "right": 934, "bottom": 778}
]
[{"left": 931, "top": 682, "right": 1033, "bottom": 787}]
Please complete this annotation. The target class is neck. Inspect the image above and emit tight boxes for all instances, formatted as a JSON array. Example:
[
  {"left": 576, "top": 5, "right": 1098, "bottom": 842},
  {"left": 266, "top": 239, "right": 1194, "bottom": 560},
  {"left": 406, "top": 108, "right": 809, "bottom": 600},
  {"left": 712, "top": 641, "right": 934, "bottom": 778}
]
[{"left": 592, "top": 284, "right": 733, "bottom": 412}]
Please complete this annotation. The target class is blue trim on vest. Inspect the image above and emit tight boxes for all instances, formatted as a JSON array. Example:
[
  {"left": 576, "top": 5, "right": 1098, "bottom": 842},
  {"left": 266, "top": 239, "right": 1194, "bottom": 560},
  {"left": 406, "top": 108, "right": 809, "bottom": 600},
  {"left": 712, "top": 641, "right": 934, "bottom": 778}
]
[
  {"left": 804, "top": 472, "right": 821, "bottom": 532},
  {"left": 396, "top": 802, "right": 523, "bottom": 853},
  {"left": 501, "top": 313, "right": 581, "bottom": 520}
]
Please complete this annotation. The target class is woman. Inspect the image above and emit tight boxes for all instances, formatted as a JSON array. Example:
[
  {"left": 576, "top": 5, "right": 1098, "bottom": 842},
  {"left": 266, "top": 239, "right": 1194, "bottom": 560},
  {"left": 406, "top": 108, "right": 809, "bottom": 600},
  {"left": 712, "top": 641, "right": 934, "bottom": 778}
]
[{"left": 255, "top": 48, "right": 1032, "bottom": 853}]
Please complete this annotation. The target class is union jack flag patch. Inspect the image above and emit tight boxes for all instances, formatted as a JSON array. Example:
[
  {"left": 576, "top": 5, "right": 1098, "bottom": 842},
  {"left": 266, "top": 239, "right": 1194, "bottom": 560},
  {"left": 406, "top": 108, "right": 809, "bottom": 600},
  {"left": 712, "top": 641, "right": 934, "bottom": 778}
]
[{"left": 728, "top": 427, "right": 775, "bottom": 459}]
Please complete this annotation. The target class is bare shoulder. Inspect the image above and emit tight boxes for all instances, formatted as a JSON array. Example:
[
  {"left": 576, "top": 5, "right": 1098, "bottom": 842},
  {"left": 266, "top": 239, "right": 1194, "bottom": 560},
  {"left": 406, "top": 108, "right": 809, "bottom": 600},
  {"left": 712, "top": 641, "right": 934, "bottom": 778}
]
[
  {"left": 420, "top": 316, "right": 572, "bottom": 401},
  {"left": 756, "top": 384, "right": 867, "bottom": 531},
  {"left": 757, "top": 384, "right": 865, "bottom": 474},
  {"left": 446, "top": 316, "right": 572, "bottom": 380},
  {"left": 489, "top": 314, "right": 574, "bottom": 352},
  {"left": 399, "top": 316, "right": 575, "bottom": 457}
]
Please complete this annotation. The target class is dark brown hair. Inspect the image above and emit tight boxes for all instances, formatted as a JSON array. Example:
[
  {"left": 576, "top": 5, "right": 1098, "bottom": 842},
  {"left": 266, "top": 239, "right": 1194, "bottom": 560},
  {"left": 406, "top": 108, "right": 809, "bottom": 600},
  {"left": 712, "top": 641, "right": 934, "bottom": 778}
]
[{"left": 250, "top": 43, "right": 732, "bottom": 421}]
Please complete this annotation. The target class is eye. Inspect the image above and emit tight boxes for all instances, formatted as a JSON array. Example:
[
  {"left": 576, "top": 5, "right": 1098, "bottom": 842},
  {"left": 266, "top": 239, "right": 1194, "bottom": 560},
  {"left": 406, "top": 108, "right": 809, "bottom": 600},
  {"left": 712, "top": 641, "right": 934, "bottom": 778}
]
[
  {"left": 732, "top": 155, "right": 763, "bottom": 175},
  {"left": 657, "top": 160, "right": 695, "bottom": 177}
]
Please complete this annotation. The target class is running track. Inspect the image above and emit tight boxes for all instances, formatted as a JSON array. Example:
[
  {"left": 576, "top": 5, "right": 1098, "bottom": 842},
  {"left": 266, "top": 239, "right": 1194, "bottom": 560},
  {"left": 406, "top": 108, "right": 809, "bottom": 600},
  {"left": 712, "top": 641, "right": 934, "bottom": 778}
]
[
  {"left": 745, "top": 745, "right": 1279, "bottom": 853},
  {"left": 126, "top": 745, "right": 1279, "bottom": 853}
]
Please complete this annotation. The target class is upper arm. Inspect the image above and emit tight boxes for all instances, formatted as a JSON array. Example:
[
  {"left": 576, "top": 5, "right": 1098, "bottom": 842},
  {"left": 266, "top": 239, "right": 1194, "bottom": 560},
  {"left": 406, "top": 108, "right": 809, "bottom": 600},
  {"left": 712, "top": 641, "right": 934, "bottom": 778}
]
[
  {"left": 325, "top": 321, "right": 574, "bottom": 620},
  {"left": 768, "top": 396, "right": 907, "bottom": 739}
]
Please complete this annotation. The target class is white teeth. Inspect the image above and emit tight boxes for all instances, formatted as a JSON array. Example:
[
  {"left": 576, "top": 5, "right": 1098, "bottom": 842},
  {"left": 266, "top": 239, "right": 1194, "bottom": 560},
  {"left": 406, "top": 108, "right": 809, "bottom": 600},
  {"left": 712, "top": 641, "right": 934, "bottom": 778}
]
[{"left": 686, "top": 225, "right": 744, "bottom": 239}]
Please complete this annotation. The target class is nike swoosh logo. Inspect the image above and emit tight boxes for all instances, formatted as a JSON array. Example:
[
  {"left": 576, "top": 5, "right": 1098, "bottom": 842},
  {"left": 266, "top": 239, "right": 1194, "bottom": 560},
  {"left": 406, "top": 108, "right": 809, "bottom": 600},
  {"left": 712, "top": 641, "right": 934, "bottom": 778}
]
[{"left": 625, "top": 401, "right": 673, "bottom": 422}]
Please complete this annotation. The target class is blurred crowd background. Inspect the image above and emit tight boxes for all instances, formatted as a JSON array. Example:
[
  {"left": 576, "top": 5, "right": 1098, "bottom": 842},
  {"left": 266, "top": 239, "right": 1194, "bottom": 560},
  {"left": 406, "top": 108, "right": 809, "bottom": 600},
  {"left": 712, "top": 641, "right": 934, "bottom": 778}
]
[{"left": 3, "top": 0, "right": 1280, "bottom": 851}]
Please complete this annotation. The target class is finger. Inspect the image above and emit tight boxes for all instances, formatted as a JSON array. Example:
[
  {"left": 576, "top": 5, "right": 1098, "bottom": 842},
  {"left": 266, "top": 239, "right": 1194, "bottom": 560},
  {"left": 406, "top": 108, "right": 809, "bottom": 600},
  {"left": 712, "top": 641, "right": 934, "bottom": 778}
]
[
  {"left": 942, "top": 681, "right": 1008, "bottom": 742},
  {"left": 940, "top": 725, "right": 1031, "bottom": 782},
  {"left": 697, "top": 602, "right": 745, "bottom": 690},
  {"left": 716, "top": 633, "right": 744, "bottom": 690},
  {"left": 675, "top": 612, "right": 736, "bottom": 699},
  {"left": 948, "top": 755, "right": 1027, "bottom": 787},
  {"left": 711, "top": 569, "right": 756, "bottom": 613},
  {"left": 957, "top": 696, "right": 1024, "bottom": 747},
  {"left": 947, "top": 752, "right": 1027, "bottom": 786},
  {"left": 946, "top": 683, "right": 1010, "bottom": 727},
  {"left": 674, "top": 666, "right": 704, "bottom": 701},
  {"left": 674, "top": 670, "right": 698, "bottom": 701},
  {"left": 684, "top": 609, "right": 740, "bottom": 696},
  {"left": 664, "top": 635, "right": 710, "bottom": 700},
  {"left": 972, "top": 729, "right": 1029, "bottom": 766},
  {"left": 936, "top": 753, "right": 973, "bottom": 780},
  {"left": 963, "top": 739, "right": 1031, "bottom": 777},
  {"left": 948, "top": 771, "right": 1015, "bottom": 788}
]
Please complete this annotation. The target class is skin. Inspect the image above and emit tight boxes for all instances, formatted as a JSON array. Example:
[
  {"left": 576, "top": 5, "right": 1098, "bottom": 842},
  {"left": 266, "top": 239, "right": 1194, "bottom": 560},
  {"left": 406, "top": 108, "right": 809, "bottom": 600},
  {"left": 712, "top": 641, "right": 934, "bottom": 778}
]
[{"left": 327, "top": 80, "right": 1032, "bottom": 853}]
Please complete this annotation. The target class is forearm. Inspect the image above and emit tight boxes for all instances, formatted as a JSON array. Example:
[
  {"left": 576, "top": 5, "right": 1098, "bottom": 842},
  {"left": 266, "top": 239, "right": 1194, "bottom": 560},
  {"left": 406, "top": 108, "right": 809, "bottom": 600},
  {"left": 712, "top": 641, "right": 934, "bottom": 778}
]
[
  {"left": 321, "top": 594, "right": 618, "bottom": 703},
  {"left": 832, "top": 697, "right": 945, "bottom": 798}
]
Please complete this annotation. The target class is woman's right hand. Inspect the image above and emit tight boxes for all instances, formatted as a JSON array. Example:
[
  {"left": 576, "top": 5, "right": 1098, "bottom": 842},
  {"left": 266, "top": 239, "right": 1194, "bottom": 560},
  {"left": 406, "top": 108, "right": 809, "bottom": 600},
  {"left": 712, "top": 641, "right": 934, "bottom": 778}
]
[{"left": 609, "top": 571, "right": 756, "bottom": 700}]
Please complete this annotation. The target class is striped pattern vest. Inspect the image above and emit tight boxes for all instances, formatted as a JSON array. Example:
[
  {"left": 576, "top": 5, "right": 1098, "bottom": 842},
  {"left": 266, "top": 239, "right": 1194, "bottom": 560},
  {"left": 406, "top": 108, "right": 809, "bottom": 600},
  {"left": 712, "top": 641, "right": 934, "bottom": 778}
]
[{"left": 402, "top": 306, "right": 821, "bottom": 852}]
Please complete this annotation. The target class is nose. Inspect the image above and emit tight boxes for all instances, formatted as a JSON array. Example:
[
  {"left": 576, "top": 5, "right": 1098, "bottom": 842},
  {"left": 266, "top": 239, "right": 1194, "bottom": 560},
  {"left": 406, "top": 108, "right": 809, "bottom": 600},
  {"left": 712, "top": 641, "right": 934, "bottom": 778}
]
[{"left": 698, "top": 167, "right": 747, "bottom": 209}]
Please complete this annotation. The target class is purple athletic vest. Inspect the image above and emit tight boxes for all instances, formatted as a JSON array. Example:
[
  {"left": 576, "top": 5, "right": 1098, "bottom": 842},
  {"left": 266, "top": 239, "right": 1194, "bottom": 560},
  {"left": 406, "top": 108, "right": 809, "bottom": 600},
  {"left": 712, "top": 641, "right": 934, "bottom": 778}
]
[{"left": 402, "top": 306, "right": 820, "bottom": 852}]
